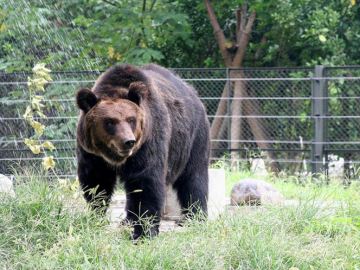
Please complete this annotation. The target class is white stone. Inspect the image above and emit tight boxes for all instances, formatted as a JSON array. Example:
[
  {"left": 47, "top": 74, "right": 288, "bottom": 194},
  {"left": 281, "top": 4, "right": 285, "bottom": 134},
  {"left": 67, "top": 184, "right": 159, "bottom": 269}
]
[
  {"left": 328, "top": 154, "right": 344, "bottom": 177},
  {"left": 250, "top": 158, "right": 268, "bottom": 176},
  {"left": 0, "top": 174, "right": 15, "bottom": 198}
]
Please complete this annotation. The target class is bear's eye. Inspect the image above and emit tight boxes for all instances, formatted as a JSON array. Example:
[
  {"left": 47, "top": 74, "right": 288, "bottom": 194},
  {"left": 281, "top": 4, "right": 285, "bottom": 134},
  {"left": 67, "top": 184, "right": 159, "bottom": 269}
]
[
  {"left": 104, "top": 118, "right": 117, "bottom": 135},
  {"left": 126, "top": 117, "right": 136, "bottom": 129},
  {"left": 127, "top": 117, "right": 136, "bottom": 124},
  {"left": 105, "top": 118, "right": 116, "bottom": 127}
]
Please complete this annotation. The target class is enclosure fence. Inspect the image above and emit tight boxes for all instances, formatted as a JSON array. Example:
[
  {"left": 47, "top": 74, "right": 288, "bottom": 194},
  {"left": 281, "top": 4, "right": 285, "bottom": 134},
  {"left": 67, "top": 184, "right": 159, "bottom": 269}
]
[{"left": 1, "top": 66, "right": 360, "bottom": 180}]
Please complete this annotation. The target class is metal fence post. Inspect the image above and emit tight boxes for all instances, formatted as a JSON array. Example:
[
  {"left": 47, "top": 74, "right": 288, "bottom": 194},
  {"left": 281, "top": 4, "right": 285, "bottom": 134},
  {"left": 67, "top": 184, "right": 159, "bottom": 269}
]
[
  {"left": 226, "top": 68, "right": 231, "bottom": 154},
  {"left": 311, "top": 65, "right": 328, "bottom": 177}
]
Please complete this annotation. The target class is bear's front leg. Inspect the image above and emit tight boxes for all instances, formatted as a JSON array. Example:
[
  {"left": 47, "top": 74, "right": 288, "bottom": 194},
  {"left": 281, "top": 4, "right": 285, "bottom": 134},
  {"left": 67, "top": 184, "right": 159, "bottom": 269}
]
[
  {"left": 124, "top": 176, "right": 165, "bottom": 240},
  {"left": 77, "top": 146, "right": 117, "bottom": 213}
]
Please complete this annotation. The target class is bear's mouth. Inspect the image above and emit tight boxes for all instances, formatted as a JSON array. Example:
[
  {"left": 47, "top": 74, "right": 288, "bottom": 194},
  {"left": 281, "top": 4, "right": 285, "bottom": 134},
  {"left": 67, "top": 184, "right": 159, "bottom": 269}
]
[
  {"left": 118, "top": 149, "right": 133, "bottom": 157},
  {"left": 95, "top": 142, "right": 130, "bottom": 165},
  {"left": 102, "top": 150, "right": 127, "bottom": 166}
]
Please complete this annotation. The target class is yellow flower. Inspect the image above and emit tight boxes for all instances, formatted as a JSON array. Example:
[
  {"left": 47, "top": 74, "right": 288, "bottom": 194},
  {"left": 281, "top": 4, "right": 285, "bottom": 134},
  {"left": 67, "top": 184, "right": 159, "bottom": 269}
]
[
  {"left": 35, "top": 110, "right": 46, "bottom": 118},
  {"left": 0, "top": 24, "right": 6, "bottom": 32},
  {"left": 32, "top": 63, "right": 51, "bottom": 75},
  {"left": 28, "top": 77, "right": 48, "bottom": 92},
  {"left": 351, "top": 0, "right": 356, "bottom": 6},
  {"left": 24, "top": 138, "right": 36, "bottom": 146},
  {"left": 108, "top": 46, "right": 115, "bottom": 58},
  {"left": 35, "top": 71, "right": 52, "bottom": 81},
  {"left": 108, "top": 47, "right": 122, "bottom": 60},
  {"left": 29, "top": 144, "right": 41, "bottom": 154},
  {"left": 30, "top": 120, "right": 45, "bottom": 136},
  {"left": 31, "top": 95, "right": 45, "bottom": 112},
  {"left": 24, "top": 138, "right": 41, "bottom": 154},
  {"left": 42, "top": 156, "right": 56, "bottom": 170},
  {"left": 42, "top": 141, "right": 55, "bottom": 151},
  {"left": 23, "top": 105, "right": 33, "bottom": 120},
  {"left": 115, "top": 52, "right": 122, "bottom": 61}
]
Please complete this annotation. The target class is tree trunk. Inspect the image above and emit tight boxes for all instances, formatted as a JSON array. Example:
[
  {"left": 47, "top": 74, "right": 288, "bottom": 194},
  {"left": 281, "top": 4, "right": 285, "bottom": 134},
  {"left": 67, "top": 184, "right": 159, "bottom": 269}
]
[
  {"left": 241, "top": 89, "right": 280, "bottom": 173},
  {"left": 204, "top": 0, "right": 280, "bottom": 173},
  {"left": 230, "top": 72, "right": 245, "bottom": 167},
  {"left": 210, "top": 112, "right": 229, "bottom": 159},
  {"left": 210, "top": 81, "right": 229, "bottom": 141}
]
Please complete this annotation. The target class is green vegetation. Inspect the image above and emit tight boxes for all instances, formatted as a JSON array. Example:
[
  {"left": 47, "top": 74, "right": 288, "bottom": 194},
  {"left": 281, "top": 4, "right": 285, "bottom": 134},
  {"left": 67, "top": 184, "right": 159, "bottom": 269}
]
[
  {"left": 1, "top": 170, "right": 360, "bottom": 269},
  {"left": 1, "top": 1, "right": 360, "bottom": 176},
  {"left": 1, "top": 0, "right": 360, "bottom": 71},
  {"left": 1, "top": 2, "right": 360, "bottom": 266}
]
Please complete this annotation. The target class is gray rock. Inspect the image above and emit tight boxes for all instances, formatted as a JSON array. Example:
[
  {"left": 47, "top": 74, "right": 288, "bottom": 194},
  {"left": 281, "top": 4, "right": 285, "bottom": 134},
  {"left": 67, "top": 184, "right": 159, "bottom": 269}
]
[{"left": 230, "top": 179, "right": 284, "bottom": 206}]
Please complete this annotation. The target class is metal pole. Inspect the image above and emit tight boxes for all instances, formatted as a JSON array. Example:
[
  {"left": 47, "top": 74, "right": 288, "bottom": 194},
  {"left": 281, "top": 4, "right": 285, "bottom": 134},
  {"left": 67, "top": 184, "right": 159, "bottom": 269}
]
[
  {"left": 226, "top": 68, "right": 231, "bottom": 156},
  {"left": 311, "top": 65, "right": 328, "bottom": 178}
]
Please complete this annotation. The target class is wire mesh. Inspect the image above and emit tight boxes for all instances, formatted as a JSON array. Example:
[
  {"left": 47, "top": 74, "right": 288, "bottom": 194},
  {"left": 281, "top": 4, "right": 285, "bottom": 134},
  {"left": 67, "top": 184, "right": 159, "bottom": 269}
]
[{"left": 1, "top": 66, "right": 359, "bottom": 178}]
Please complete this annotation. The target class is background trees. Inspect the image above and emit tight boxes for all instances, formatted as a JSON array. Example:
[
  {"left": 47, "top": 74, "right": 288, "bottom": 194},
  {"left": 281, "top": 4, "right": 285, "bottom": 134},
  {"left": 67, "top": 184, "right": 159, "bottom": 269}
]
[{"left": 1, "top": 0, "right": 359, "bottom": 71}]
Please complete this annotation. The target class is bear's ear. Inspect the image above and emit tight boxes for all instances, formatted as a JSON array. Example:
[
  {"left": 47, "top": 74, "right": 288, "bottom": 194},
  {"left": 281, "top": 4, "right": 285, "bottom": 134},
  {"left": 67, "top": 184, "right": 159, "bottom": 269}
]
[
  {"left": 128, "top": 82, "right": 148, "bottom": 105},
  {"left": 76, "top": 88, "right": 98, "bottom": 113}
]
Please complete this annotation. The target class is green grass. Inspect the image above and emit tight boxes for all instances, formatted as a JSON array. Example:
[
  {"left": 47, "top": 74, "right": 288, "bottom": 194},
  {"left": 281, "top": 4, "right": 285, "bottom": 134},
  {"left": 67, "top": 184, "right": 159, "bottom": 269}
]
[
  {"left": 1, "top": 170, "right": 360, "bottom": 269},
  {"left": 226, "top": 170, "right": 360, "bottom": 203}
]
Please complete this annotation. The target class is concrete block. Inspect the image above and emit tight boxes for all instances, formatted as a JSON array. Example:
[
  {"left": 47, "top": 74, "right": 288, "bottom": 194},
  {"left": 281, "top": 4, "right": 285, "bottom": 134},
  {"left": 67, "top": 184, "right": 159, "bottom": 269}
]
[
  {"left": 207, "top": 168, "right": 226, "bottom": 219},
  {"left": 162, "top": 168, "right": 226, "bottom": 220}
]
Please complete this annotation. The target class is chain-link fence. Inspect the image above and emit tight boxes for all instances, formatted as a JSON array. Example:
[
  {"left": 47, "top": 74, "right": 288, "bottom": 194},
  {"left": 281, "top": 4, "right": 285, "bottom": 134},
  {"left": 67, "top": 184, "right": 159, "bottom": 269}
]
[{"left": 1, "top": 66, "right": 359, "bottom": 179}]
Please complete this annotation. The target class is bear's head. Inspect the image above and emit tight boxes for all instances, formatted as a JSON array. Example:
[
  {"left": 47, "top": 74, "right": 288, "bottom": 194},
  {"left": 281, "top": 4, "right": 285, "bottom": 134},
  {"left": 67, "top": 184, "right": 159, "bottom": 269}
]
[{"left": 76, "top": 82, "right": 147, "bottom": 166}]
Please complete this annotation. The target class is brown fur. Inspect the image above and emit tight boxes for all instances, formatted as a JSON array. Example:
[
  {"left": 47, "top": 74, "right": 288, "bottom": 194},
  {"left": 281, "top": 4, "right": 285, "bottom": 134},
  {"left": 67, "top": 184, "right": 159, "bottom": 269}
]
[
  {"left": 76, "top": 64, "right": 210, "bottom": 240},
  {"left": 78, "top": 98, "right": 145, "bottom": 166}
]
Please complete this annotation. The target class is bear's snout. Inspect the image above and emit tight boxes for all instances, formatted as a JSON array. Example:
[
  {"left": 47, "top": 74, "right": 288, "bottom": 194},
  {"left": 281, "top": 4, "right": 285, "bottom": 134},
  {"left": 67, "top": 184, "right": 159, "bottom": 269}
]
[{"left": 123, "top": 139, "right": 136, "bottom": 149}]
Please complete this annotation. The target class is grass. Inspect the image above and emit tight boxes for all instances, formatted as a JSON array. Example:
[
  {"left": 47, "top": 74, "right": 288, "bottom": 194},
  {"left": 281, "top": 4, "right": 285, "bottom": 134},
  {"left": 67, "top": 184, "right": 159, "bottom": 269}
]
[
  {"left": 1, "top": 170, "right": 360, "bottom": 269},
  {"left": 226, "top": 170, "right": 360, "bottom": 202}
]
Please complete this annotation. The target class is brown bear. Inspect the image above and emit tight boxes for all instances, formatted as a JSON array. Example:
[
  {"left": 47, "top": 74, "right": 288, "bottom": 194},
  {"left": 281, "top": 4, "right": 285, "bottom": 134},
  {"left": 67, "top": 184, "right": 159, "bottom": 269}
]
[{"left": 76, "top": 64, "right": 210, "bottom": 239}]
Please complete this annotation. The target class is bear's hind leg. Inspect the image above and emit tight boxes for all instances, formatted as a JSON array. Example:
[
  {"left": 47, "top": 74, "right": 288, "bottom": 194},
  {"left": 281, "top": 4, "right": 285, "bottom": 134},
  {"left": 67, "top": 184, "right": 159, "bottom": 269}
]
[
  {"left": 174, "top": 129, "right": 209, "bottom": 219},
  {"left": 174, "top": 169, "right": 208, "bottom": 219},
  {"left": 77, "top": 147, "right": 117, "bottom": 213}
]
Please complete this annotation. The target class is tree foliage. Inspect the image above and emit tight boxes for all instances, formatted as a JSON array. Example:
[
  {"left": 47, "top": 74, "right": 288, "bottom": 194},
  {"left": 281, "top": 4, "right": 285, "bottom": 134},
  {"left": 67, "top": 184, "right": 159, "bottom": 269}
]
[
  {"left": 0, "top": 0, "right": 191, "bottom": 71},
  {"left": 0, "top": 0, "right": 360, "bottom": 71}
]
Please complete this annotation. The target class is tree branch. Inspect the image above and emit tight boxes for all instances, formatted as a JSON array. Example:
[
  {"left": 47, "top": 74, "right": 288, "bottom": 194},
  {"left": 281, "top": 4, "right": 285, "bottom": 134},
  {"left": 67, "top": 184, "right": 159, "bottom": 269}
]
[
  {"left": 204, "top": 0, "right": 232, "bottom": 66},
  {"left": 142, "top": 0, "right": 147, "bottom": 12},
  {"left": 235, "top": 3, "right": 248, "bottom": 49},
  {"left": 240, "top": 3, "right": 247, "bottom": 30},
  {"left": 232, "top": 10, "right": 256, "bottom": 67},
  {"left": 245, "top": 10, "right": 256, "bottom": 33},
  {"left": 102, "top": 0, "right": 121, "bottom": 8},
  {"left": 236, "top": 8, "right": 241, "bottom": 43},
  {"left": 139, "top": 0, "right": 148, "bottom": 47},
  {"left": 149, "top": 0, "right": 157, "bottom": 11}
]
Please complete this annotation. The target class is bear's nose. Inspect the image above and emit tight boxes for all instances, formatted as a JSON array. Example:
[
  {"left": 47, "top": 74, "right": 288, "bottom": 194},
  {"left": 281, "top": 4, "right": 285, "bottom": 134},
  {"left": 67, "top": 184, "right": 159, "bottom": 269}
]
[{"left": 124, "top": 139, "right": 136, "bottom": 149}]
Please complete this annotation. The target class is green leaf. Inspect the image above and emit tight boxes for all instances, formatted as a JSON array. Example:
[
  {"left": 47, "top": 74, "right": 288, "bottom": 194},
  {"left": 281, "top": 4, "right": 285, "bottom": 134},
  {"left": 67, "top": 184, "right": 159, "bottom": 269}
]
[{"left": 319, "top": 35, "right": 327, "bottom": 43}]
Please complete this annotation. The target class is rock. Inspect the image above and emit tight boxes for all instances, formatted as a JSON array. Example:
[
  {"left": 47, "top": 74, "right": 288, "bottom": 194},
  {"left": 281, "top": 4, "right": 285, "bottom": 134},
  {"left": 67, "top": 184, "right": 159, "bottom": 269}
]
[
  {"left": 0, "top": 174, "right": 15, "bottom": 198},
  {"left": 230, "top": 179, "right": 284, "bottom": 206}
]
